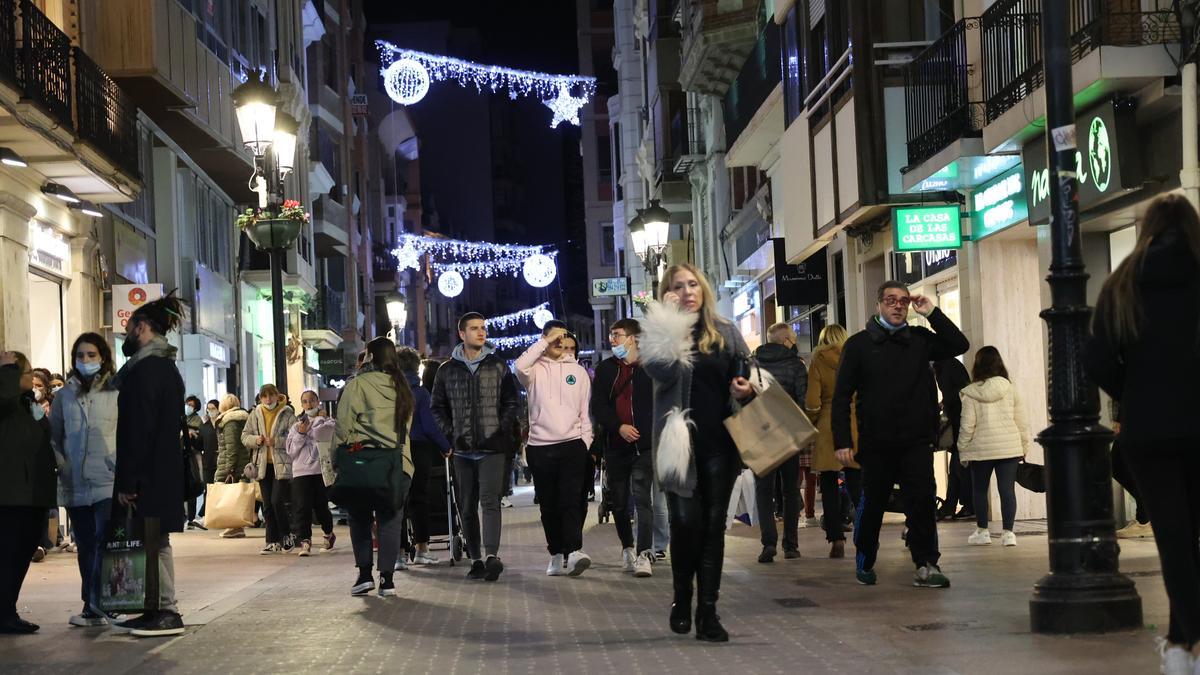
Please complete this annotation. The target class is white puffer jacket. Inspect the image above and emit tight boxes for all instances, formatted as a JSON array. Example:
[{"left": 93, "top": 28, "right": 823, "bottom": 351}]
[{"left": 958, "top": 376, "right": 1030, "bottom": 463}]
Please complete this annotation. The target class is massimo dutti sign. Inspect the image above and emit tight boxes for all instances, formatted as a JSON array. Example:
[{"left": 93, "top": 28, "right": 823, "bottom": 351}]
[{"left": 1021, "top": 99, "right": 1142, "bottom": 224}]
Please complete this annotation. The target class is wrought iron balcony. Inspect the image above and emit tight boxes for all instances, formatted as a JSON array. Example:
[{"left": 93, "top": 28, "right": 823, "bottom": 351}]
[
  {"left": 722, "top": 21, "right": 781, "bottom": 151},
  {"left": 981, "top": 0, "right": 1180, "bottom": 124},
  {"left": 0, "top": 0, "right": 139, "bottom": 178},
  {"left": 904, "top": 19, "right": 983, "bottom": 169},
  {"left": 303, "top": 287, "right": 346, "bottom": 335}
]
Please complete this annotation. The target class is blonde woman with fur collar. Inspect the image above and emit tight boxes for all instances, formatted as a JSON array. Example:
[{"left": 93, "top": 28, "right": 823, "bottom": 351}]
[{"left": 640, "top": 262, "right": 752, "bottom": 642}]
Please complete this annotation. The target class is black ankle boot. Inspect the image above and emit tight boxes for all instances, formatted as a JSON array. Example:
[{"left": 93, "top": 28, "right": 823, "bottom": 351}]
[
  {"left": 669, "top": 598, "right": 692, "bottom": 634},
  {"left": 694, "top": 603, "right": 729, "bottom": 642}
]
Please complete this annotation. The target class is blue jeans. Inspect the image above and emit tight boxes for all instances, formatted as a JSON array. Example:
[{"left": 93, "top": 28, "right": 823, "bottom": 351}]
[
  {"left": 67, "top": 498, "right": 112, "bottom": 612},
  {"left": 969, "top": 457, "right": 1019, "bottom": 530}
]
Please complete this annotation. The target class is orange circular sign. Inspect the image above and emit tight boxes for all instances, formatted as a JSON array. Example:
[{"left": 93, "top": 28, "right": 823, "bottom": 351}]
[{"left": 128, "top": 287, "right": 147, "bottom": 306}]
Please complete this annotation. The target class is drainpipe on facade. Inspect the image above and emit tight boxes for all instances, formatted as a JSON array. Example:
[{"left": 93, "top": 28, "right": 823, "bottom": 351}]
[{"left": 1180, "top": 6, "right": 1200, "bottom": 208}]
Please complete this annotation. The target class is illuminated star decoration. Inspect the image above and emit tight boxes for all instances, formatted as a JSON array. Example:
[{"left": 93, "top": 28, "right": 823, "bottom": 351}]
[
  {"left": 394, "top": 243, "right": 421, "bottom": 272},
  {"left": 543, "top": 85, "right": 587, "bottom": 129},
  {"left": 376, "top": 42, "right": 596, "bottom": 128}
]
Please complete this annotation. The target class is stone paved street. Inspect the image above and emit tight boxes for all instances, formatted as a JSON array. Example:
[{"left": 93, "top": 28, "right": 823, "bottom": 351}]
[{"left": 0, "top": 486, "right": 1171, "bottom": 674}]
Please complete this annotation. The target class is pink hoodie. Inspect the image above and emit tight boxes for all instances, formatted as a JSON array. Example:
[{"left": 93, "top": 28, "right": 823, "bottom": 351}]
[{"left": 515, "top": 338, "right": 593, "bottom": 448}]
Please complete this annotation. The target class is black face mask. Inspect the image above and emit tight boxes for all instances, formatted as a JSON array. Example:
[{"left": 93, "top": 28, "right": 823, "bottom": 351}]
[{"left": 122, "top": 324, "right": 141, "bottom": 357}]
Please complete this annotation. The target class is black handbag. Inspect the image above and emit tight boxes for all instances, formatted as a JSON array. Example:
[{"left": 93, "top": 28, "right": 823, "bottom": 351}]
[
  {"left": 181, "top": 419, "right": 204, "bottom": 501},
  {"left": 328, "top": 443, "right": 404, "bottom": 511},
  {"left": 1015, "top": 460, "right": 1046, "bottom": 493}
]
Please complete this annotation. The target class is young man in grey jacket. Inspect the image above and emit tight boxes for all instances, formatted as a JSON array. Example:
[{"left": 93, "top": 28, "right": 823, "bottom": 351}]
[{"left": 432, "top": 312, "right": 522, "bottom": 581}]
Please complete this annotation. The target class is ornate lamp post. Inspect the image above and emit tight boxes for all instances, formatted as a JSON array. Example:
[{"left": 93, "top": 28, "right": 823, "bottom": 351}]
[
  {"left": 233, "top": 72, "right": 302, "bottom": 386},
  {"left": 1029, "top": 3, "right": 1141, "bottom": 634},
  {"left": 629, "top": 199, "right": 671, "bottom": 298},
  {"left": 386, "top": 291, "right": 408, "bottom": 345}
]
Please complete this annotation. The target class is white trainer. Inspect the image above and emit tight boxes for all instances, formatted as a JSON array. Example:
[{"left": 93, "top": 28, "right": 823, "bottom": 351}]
[
  {"left": 633, "top": 551, "right": 654, "bottom": 578},
  {"left": 413, "top": 552, "right": 439, "bottom": 565},
  {"left": 566, "top": 550, "right": 592, "bottom": 577},
  {"left": 967, "top": 528, "right": 992, "bottom": 546},
  {"left": 621, "top": 547, "right": 636, "bottom": 573},
  {"left": 1157, "top": 637, "right": 1194, "bottom": 675},
  {"left": 1000, "top": 530, "right": 1017, "bottom": 547},
  {"left": 546, "top": 553, "right": 565, "bottom": 576}
]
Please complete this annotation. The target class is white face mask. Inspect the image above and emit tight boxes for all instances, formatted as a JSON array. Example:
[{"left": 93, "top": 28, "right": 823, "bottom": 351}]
[
  {"left": 265, "top": 400, "right": 279, "bottom": 410},
  {"left": 33, "top": 389, "right": 44, "bottom": 402},
  {"left": 303, "top": 406, "right": 320, "bottom": 417}
]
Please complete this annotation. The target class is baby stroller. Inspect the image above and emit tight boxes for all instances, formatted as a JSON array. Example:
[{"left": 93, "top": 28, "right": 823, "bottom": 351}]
[{"left": 409, "top": 456, "right": 465, "bottom": 564}]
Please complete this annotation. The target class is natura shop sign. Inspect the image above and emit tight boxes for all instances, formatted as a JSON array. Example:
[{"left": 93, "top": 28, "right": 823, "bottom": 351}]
[
  {"left": 970, "top": 166, "right": 1027, "bottom": 240},
  {"left": 892, "top": 205, "right": 963, "bottom": 252},
  {"left": 1022, "top": 99, "right": 1140, "bottom": 224}
]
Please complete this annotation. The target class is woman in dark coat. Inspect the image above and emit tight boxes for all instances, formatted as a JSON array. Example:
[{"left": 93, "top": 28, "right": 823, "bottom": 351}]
[
  {"left": 111, "top": 296, "right": 187, "bottom": 638},
  {"left": 0, "top": 351, "right": 56, "bottom": 634},
  {"left": 1085, "top": 193, "right": 1200, "bottom": 673}
]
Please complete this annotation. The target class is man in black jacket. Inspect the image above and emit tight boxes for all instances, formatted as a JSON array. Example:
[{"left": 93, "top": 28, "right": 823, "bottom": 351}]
[
  {"left": 591, "top": 318, "right": 656, "bottom": 577},
  {"left": 432, "top": 312, "right": 522, "bottom": 582},
  {"left": 751, "top": 323, "right": 808, "bottom": 563},
  {"left": 111, "top": 295, "right": 188, "bottom": 637},
  {"left": 833, "top": 281, "right": 969, "bottom": 589}
]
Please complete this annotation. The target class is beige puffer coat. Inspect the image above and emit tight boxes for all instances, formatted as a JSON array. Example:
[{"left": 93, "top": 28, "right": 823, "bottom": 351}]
[{"left": 958, "top": 376, "right": 1030, "bottom": 464}]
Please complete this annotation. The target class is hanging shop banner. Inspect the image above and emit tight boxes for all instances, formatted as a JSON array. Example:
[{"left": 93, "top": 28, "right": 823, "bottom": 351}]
[
  {"left": 773, "top": 239, "right": 829, "bottom": 306},
  {"left": 1022, "top": 98, "right": 1141, "bottom": 224},
  {"left": 970, "top": 165, "right": 1027, "bottom": 240},
  {"left": 892, "top": 205, "right": 963, "bottom": 252},
  {"left": 112, "top": 284, "right": 164, "bottom": 334},
  {"left": 591, "top": 277, "right": 628, "bottom": 297}
]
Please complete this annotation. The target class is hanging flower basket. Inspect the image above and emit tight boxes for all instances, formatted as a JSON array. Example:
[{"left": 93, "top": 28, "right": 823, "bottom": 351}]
[{"left": 237, "top": 200, "right": 309, "bottom": 251}]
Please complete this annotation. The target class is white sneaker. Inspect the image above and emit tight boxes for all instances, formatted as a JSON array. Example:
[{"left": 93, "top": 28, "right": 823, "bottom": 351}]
[
  {"left": 1117, "top": 521, "right": 1154, "bottom": 539},
  {"left": 259, "top": 543, "right": 280, "bottom": 555},
  {"left": 413, "top": 552, "right": 439, "bottom": 565},
  {"left": 1000, "top": 530, "right": 1017, "bottom": 547},
  {"left": 566, "top": 550, "right": 592, "bottom": 577},
  {"left": 500, "top": 496, "right": 514, "bottom": 508},
  {"left": 804, "top": 517, "right": 821, "bottom": 528},
  {"left": 967, "top": 528, "right": 992, "bottom": 546},
  {"left": 394, "top": 557, "right": 409, "bottom": 571},
  {"left": 1157, "top": 637, "right": 1194, "bottom": 675},
  {"left": 621, "top": 547, "right": 636, "bottom": 573},
  {"left": 634, "top": 551, "right": 654, "bottom": 578},
  {"left": 546, "top": 553, "right": 565, "bottom": 576}
]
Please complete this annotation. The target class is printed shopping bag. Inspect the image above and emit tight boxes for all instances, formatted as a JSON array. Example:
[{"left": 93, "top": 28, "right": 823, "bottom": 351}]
[
  {"left": 98, "top": 509, "right": 160, "bottom": 614},
  {"left": 724, "top": 370, "right": 818, "bottom": 477}
]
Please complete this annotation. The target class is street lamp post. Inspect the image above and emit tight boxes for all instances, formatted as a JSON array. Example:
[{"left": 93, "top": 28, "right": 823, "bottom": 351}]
[
  {"left": 233, "top": 72, "right": 301, "bottom": 388},
  {"left": 1029, "top": 3, "right": 1142, "bottom": 634},
  {"left": 386, "top": 290, "right": 407, "bottom": 345},
  {"left": 629, "top": 199, "right": 671, "bottom": 299}
]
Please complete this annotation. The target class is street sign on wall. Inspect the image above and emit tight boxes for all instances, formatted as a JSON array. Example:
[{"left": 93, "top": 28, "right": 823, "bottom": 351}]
[
  {"left": 591, "top": 277, "right": 628, "bottom": 297},
  {"left": 892, "top": 205, "right": 963, "bottom": 252}
]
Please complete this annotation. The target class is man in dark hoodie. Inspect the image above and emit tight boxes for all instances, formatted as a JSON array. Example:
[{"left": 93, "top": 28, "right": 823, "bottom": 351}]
[
  {"left": 833, "top": 281, "right": 968, "bottom": 589},
  {"left": 432, "top": 312, "right": 522, "bottom": 582},
  {"left": 591, "top": 318, "right": 656, "bottom": 578},
  {"left": 751, "top": 323, "right": 808, "bottom": 563}
]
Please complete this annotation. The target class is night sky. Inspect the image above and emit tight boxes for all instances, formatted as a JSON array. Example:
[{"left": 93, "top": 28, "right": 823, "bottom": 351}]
[{"left": 365, "top": 1, "right": 592, "bottom": 331}]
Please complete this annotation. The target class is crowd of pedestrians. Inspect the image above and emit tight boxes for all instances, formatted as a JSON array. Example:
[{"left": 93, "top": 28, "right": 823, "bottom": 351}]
[{"left": 0, "top": 194, "right": 1193, "bottom": 668}]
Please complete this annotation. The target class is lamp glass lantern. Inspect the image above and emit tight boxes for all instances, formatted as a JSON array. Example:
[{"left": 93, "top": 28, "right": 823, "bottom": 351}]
[
  {"left": 386, "top": 291, "right": 408, "bottom": 328},
  {"left": 232, "top": 74, "right": 278, "bottom": 157},
  {"left": 628, "top": 211, "right": 647, "bottom": 262},
  {"left": 641, "top": 200, "right": 671, "bottom": 250},
  {"left": 272, "top": 112, "right": 299, "bottom": 175}
]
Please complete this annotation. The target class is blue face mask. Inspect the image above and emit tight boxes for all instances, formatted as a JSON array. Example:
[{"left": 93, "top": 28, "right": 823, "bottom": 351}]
[
  {"left": 612, "top": 342, "right": 629, "bottom": 360},
  {"left": 76, "top": 360, "right": 101, "bottom": 377},
  {"left": 185, "top": 404, "right": 196, "bottom": 416}
]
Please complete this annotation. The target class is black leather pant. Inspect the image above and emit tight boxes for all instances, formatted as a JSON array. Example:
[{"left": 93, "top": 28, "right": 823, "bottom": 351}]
[{"left": 667, "top": 447, "right": 740, "bottom": 612}]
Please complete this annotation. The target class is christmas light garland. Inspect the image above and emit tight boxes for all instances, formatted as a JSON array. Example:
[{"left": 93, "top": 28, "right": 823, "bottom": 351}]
[
  {"left": 488, "top": 333, "right": 542, "bottom": 350},
  {"left": 394, "top": 233, "right": 558, "bottom": 285},
  {"left": 486, "top": 302, "right": 552, "bottom": 331},
  {"left": 376, "top": 42, "right": 595, "bottom": 127}
]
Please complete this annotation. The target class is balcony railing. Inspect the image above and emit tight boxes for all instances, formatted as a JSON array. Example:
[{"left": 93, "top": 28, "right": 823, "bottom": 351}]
[
  {"left": 0, "top": 0, "right": 139, "bottom": 178},
  {"left": 303, "top": 287, "right": 346, "bottom": 335},
  {"left": 723, "top": 21, "right": 781, "bottom": 148},
  {"left": 982, "top": 0, "right": 1180, "bottom": 123},
  {"left": 904, "top": 19, "right": 983, "bottom": 169}
]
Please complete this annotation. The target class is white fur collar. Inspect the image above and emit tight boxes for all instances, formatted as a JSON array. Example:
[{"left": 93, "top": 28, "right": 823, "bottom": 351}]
[{"left": 638, "top": 301, "right": 698, "bottom": 369}]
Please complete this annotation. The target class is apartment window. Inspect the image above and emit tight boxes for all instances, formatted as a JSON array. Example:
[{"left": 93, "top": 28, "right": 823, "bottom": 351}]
[
  {"left": 601, "top": 223, "right": 616, "bottom": 266},
  {"left": 194, "top": 0, "right": 230, "bottom": 64},
  {"left": 833, "top": 251, "right": 846, "bottom": 324},
  {"left": 782, "top": 5, "right": 804, "bottom": 126},
  {"left": 322, "top": 37, "right": 337, "bottom": 91},
  {"left": 192, "top": 177, "right": 233, "bottom": 278}
]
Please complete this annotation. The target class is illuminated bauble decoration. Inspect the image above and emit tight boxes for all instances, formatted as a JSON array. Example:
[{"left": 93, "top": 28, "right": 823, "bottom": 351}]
[
  {"left": 437, "top": 270, "right": 464, "bottom": 298},
  {"left": 533, "top": 308, "right": 554, "bottom": 329},
  {"left": 522, "top": 254, "right": 557, "bottom": 288},
  {"left": 383, "top": 58, "right": 431, "bottom": 105}
]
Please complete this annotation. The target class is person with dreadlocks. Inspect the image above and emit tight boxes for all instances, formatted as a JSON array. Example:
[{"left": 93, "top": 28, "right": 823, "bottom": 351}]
[{"left": 108, "top": 294, "right": 187, "bottom": 638}]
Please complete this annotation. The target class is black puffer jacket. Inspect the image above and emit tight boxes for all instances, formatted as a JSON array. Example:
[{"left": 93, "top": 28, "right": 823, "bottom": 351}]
[
  {"left": 0, "top": 364, "right": 56, "bottom": 508},
  {"left": 431, "top": 350, "right": 522, "bottom": 455},
  {"left": 753, "top": 343, "right": 807, "bottom": 406}
]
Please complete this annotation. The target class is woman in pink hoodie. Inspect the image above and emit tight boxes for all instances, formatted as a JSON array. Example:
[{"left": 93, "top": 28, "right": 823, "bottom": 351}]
[
  {"left": 515, "top": 321, "right": 594, "bottom": 577},
  {"left": 285, "top": 390, "right": 337, "bottom": 556}
]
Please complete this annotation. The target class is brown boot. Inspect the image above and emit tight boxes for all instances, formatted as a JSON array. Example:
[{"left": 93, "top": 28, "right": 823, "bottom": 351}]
[{"left": 829, "top": 540, "right": 845, "bottom": 559}]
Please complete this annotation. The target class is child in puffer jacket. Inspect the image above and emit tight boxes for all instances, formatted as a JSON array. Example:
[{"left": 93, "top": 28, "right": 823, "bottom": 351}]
[{"left": 285, "top": 390, "right": 337, "bottom": 555}]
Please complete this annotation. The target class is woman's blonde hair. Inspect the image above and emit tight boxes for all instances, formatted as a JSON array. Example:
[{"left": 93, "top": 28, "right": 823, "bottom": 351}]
[
  {"left": 817, "top": 324, "right": 848, "bottom": 348},
  {"left": 218, "top": 393, "right": 241, "bottom": 413},
  {"left": 660, "top": 262, "right": 726, "bottom": 354}
]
